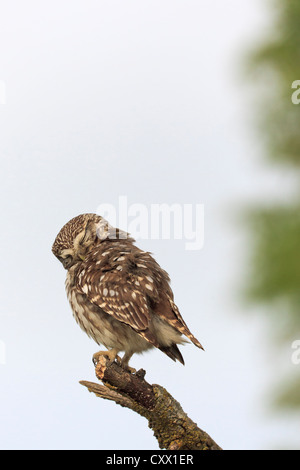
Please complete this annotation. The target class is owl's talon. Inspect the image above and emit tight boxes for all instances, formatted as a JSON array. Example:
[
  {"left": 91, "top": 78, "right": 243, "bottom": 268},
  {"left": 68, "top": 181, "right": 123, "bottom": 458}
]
[
  {"left": 115, "top": 355, "right": 122, "bottom": 365},
  {"left": 124, "top": 365, "right": 136, "bottom": 374},
  {"left": 92, "top": 348, "right": 120, "bottom": 366},
  {"left": 120, "top": 358, "right": 136, "bottom": 374}
]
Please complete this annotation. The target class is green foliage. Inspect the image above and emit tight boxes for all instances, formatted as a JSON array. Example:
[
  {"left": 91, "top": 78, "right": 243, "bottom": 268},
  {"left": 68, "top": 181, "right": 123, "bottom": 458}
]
[
  {"left": 276, "top": 376, "right": 300, "bottom": 409},
  {"left": 247, "top": 0, "right": 300, "bottom": 166},
  {"left": 246, "top": 206, "right": 300, "bottom": 309},
  {"left": 244, "top": 0, "right": 300, "bottom": 414}
]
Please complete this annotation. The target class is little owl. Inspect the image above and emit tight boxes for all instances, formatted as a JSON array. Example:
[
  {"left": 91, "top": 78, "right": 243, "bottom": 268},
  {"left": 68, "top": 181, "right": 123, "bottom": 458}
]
[{"left": 52, "top": 214, "right": 203, "bottom": 370}]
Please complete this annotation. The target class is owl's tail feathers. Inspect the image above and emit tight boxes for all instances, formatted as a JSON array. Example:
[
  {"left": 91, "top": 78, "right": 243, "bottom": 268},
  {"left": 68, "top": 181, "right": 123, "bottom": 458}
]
[
  {"left": 188, "top": 334, "right": 205, "bottom": 351},
  {"left": 159, "top": 343, "right": 185, "bottom": 365}
]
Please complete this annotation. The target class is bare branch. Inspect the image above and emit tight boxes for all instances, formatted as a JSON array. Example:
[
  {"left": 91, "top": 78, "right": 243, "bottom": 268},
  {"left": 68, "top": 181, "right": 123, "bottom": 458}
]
[{"left": 80, "top": 356, "right": 222, "bottom": 450}]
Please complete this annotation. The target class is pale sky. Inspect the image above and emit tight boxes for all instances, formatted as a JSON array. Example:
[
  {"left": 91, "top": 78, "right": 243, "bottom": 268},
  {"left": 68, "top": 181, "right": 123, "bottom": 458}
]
[{"left": 0, "top": 0, "right": 299, "bottom": 450}]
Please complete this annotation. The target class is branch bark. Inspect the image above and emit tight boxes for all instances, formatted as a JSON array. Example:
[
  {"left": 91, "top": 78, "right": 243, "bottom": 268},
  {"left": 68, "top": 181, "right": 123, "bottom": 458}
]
[{"left": 80, "top": 356, "right": 222, "bottom": 450}]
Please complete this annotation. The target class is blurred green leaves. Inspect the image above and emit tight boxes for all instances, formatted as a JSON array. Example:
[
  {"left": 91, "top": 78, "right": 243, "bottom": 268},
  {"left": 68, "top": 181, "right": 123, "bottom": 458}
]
[
  {"left": 246, "top": 206, "right": 300, "bottom": 311},
  {"left": 247, "top": 1, "right": 300, "bottom": 166},
  {"left": 244, "top": 0, "right": 300, "bottom": 414}
]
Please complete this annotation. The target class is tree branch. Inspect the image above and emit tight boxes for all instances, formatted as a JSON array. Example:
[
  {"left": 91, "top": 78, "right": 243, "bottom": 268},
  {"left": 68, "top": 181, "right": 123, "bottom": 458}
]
[{"left": 80, "top": 356, "right": 222, "bottom": 450}]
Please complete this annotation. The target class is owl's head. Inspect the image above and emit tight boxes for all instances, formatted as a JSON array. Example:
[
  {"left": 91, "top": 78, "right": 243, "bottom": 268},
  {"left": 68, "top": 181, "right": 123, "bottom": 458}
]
[
  {"left": 52, "top": 213, "right": 105, "bottom": 269},
  {"left": 52, "top": 213, "right": 132, "bottom": 269}
]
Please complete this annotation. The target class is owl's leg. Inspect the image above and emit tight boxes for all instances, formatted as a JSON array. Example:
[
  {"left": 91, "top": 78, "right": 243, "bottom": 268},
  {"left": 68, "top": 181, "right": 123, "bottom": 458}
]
[
  {"left": 120, "top": 352, "right": 136, "bottom": 374},
  {"left": 92, "top": 348, "right": 121, "bottom": 366}
]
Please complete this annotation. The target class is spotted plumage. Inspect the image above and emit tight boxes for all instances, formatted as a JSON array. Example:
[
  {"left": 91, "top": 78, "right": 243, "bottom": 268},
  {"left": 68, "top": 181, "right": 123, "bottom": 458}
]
[{"left": 52, "top": 213, "right": 203, "bottom": 369}]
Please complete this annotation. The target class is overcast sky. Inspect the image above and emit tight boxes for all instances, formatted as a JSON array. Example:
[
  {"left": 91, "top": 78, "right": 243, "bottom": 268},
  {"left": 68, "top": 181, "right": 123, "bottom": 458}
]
[{"left": 0, "top": 0, "right": 299, "bottom": 450}]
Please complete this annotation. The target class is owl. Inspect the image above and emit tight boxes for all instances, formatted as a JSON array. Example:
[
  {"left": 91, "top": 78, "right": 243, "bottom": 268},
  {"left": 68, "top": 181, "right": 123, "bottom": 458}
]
[{"left": 52, "top": 213, "right": 203, "bottom": 370}]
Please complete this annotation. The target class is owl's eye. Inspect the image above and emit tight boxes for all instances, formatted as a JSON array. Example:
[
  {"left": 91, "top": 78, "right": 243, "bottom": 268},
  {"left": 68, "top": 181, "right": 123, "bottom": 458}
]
[{"left": 59, "top": 255, "right": 73, "bottom": 269}]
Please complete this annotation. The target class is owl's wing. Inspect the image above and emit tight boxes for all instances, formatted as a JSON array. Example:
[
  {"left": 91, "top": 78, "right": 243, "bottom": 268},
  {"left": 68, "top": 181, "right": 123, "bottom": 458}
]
[
  {"left": 75, "top": 257, "right": 156, "bottom": 332},
  {"left": 74, "top": 245, "right": 203, "bottom": 350}
]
